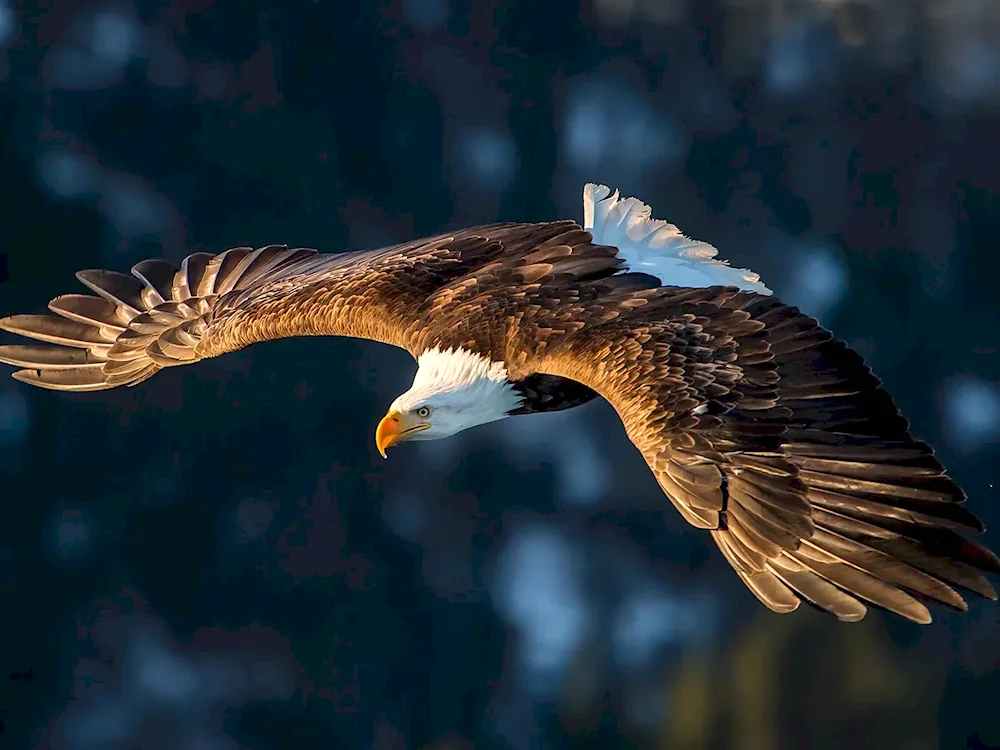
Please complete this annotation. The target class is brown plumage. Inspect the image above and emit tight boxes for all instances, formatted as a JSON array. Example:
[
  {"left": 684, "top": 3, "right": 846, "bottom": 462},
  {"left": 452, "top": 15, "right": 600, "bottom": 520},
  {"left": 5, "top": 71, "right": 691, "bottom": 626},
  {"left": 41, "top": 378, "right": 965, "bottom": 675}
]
[{"left": 1, "top": 183, "right": 995, "bottom": 624}]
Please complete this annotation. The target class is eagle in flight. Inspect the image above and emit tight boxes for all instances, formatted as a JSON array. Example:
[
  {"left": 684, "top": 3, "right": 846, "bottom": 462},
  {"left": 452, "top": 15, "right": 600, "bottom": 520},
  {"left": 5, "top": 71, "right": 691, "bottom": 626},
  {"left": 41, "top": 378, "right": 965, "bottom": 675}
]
[{"left": 1, "top": 183, "right": 996, "bottom": 624}]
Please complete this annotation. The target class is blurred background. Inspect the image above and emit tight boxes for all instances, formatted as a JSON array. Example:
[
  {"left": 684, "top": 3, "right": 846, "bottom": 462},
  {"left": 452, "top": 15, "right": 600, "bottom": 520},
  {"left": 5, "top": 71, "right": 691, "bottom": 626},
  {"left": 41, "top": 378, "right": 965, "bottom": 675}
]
[{"left": 0, "top": 0, "right": 999, "bottom": 747}]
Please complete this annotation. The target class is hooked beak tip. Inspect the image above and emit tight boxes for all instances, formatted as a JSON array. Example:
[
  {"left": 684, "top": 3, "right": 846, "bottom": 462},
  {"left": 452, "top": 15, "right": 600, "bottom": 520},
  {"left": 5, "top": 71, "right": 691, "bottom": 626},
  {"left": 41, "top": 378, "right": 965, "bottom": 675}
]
[{"left": 375, "top": 413, "right": 400, "bottom": 459}]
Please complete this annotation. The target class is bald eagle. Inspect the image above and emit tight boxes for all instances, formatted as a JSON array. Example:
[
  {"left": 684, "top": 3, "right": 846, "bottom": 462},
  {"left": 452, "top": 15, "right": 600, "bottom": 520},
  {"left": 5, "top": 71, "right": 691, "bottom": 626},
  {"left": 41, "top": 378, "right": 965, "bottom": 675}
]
[{"left": 1, "top": 184, "right": 996, "bottom": 624}]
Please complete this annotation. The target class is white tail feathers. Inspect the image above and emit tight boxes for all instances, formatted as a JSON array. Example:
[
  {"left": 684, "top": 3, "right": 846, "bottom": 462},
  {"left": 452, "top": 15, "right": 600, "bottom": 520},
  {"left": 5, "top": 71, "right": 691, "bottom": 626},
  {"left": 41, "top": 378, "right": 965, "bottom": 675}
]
[
  {"left": 582, "top": 183, "right": 771, "bottom": 294},
  {"left": 0, "top": 245, "right": 317, "bottom": 391}
]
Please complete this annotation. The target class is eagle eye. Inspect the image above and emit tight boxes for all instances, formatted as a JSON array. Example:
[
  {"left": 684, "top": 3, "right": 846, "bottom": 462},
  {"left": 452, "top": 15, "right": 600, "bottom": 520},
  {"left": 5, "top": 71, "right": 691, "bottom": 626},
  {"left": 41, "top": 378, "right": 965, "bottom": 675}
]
[{"left": 416, "top": 406, "right": 432, "bottom": 419}]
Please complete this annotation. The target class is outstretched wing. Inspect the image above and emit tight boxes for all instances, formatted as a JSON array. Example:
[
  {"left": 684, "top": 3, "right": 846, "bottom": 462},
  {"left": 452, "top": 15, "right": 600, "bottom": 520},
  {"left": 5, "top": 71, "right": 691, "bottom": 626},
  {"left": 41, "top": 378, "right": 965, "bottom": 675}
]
[
  {"left": 511, "top": 285, "right": 999, "bottom": 623},
  {"left": 0, "top": 226, "right": 531, "bottom": 391}
]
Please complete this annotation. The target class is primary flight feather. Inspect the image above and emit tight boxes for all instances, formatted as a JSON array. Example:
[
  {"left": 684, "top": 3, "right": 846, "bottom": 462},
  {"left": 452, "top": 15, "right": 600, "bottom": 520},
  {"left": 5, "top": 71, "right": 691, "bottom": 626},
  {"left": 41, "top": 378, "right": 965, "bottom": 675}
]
[{"left": 2, "top": 183, "right": 997, "bottom": 624}]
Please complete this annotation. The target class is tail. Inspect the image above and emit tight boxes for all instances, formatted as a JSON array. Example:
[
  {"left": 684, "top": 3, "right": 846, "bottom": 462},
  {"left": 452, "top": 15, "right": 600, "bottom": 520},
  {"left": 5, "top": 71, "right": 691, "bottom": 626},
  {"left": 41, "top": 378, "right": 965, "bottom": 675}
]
[
  {"left": 582, "top": 182, "right": 772, "bottom": 294},
  {"left": 0, "top": 246, "right": 316, "bottom": 391}
]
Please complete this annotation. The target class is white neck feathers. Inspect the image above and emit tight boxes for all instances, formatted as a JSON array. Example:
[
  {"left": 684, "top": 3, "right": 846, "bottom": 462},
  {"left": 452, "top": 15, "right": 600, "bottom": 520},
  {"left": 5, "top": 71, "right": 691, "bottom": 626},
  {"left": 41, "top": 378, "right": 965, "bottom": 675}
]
[{"left": 411, "top": 346, "right": 511, "bottom": 390}]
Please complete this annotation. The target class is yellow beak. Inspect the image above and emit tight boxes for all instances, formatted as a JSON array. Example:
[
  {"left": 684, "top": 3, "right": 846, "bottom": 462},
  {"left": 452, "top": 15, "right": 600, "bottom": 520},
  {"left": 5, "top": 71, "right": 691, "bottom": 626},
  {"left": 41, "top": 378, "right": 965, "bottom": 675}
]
[{"left": 375, "top": 410, "right": 430, "bottom": 458}]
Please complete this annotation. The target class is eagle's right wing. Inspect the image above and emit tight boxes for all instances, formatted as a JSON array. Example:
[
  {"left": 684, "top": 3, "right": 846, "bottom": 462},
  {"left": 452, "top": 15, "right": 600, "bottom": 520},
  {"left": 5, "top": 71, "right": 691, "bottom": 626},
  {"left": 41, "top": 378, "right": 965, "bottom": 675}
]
[
  {"left": 0, "top": 228, "right": 518, "bottom": 391},
  {"left": 516, "top": 284, "right": 999, "bottom": 624}
]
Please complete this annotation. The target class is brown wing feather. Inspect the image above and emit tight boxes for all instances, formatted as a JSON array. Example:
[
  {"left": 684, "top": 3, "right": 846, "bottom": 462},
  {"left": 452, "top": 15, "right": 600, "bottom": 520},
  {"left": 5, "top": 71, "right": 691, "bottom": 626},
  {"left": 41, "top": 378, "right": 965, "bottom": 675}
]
[
  {"left": 0, "top": 223, "right": 572, "bottom": 391},
  {"left": 510, "top": 284, "right": 998, "bottom": 624}
]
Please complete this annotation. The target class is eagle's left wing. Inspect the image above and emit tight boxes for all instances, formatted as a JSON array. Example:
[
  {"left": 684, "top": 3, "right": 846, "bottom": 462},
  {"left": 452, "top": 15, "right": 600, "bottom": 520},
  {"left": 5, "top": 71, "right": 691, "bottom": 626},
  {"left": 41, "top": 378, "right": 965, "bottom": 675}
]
[{"left": 515, "top": 285, "right": 999, "bottom": 623}]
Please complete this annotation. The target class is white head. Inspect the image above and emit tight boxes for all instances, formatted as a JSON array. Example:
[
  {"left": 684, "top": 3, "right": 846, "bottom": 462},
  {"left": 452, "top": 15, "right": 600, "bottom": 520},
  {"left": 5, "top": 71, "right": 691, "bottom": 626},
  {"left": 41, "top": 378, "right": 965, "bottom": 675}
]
[{"left": 375, "top": 347, "right": 524, "bottom": 457}]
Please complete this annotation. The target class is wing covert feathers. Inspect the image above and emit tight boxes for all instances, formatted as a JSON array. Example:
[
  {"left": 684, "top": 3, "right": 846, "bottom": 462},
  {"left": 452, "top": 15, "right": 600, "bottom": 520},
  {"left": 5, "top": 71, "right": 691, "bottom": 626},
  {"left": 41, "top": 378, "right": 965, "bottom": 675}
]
[{"left": 526, "top": 287, "right": 997, "bottom": 624}]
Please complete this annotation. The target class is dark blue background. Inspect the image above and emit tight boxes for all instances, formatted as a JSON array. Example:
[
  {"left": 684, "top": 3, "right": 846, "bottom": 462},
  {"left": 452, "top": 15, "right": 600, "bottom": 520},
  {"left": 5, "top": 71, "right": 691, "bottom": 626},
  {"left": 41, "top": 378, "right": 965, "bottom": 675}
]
[{"left": 0, "top": 1, "right": 998, "bottom": 748}]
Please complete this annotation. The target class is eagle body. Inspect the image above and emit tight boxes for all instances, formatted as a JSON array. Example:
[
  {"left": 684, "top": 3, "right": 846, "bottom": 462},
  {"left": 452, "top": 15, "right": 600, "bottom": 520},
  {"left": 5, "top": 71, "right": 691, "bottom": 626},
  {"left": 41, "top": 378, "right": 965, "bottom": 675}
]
[{"left": 2, "top": 183, "right": 997, "bottom": 625}]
